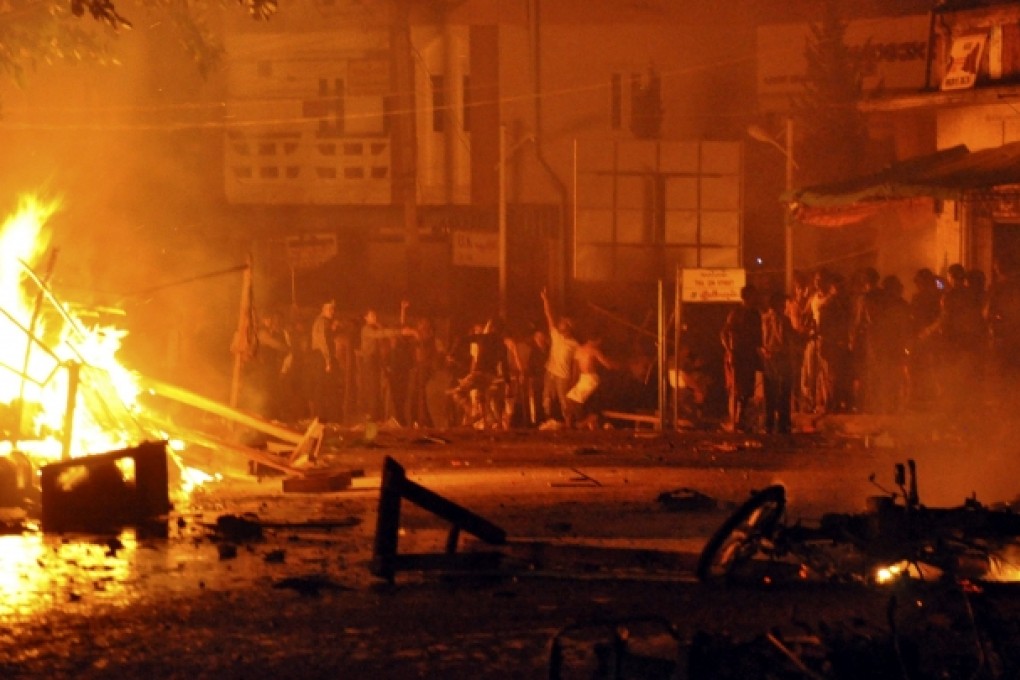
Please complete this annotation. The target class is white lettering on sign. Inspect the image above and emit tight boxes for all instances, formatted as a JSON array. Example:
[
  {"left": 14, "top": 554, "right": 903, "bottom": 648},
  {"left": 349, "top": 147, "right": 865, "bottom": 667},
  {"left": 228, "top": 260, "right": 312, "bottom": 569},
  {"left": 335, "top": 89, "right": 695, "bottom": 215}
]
[
  {"left": 757, "top": 15, "right": 930, "bottom": 105},
  {"left": 285, "top": 233, "right": 338, "bottom": 270},
  {"left": 452, "top": 230, "right": 498, "bottom": 268},
  {"left": 941, "top": 33, "right": 988, "bottom": 91},
  {"left": 681, "top": 268, "right": 746, "bottom": 303}
]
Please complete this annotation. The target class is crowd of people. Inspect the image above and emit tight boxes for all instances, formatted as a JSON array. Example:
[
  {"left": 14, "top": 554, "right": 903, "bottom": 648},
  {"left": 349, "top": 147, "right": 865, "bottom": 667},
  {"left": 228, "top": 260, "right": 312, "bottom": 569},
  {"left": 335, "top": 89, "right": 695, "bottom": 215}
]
[
  {"left": 241, "top": 257, "right": 1020, "bottom": 436},
  {"left": 721, "top": 259, "right": 1020, "bottom": 434},
  {"left": 241, "top": 289, "right": 655, "bottom": 431}
]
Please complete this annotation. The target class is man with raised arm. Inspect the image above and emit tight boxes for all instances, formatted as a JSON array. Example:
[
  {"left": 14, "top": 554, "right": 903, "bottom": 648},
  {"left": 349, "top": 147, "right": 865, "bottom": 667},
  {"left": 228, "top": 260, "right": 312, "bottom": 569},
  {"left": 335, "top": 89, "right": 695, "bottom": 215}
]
[{"left": 539, "top": 288, "right": 579, "bottom": 429}]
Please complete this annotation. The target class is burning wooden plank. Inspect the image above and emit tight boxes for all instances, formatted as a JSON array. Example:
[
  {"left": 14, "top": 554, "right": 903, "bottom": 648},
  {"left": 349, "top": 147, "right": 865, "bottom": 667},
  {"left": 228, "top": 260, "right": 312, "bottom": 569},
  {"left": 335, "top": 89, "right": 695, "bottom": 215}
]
[{"left": 137, "top": 376, "right": 303, "bottom": 445}]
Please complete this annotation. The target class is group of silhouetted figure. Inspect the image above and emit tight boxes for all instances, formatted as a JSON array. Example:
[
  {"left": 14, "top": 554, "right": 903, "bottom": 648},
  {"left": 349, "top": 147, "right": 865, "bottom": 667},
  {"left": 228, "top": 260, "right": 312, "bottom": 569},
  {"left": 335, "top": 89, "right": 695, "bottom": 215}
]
[{"left": 722, "top": 260, "right": 1020, "bottom": 434}]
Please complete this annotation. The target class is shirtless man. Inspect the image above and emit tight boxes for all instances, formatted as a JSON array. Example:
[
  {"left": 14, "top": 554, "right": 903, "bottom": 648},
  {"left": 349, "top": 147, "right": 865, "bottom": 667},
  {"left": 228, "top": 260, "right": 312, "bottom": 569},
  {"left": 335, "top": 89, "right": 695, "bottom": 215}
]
[{"left": 565, "top": 334, "right": 616, "bottom": 429}]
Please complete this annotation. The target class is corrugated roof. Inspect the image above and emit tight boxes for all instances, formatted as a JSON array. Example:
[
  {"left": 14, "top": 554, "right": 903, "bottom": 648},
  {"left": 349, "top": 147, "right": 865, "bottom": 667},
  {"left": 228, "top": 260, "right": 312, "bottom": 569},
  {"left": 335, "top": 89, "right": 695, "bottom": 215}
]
[{"left": 786, "top": 141, "right": 1020, "bottom": 207}]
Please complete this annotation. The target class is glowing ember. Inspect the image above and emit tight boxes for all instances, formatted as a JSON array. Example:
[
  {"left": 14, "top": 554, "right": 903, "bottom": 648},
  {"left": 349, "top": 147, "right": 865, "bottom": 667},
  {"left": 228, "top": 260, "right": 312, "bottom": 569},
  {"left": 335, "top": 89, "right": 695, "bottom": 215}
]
[
  {"left": 874, "top": 560, "right": 936, "bottom": 584},
  {"left": 875, "top": 562, "right": 906, "bottom": 584},
  {"left": 983, "top": 546, "right": 1020, "bottom": 582}
]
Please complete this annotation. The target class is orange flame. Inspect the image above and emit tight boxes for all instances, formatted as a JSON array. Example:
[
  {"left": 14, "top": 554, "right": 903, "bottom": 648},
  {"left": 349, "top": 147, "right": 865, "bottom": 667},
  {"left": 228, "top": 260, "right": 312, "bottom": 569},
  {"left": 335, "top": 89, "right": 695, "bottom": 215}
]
[{"left": 0, "top": 195, "right": 141, "bottom": 459}]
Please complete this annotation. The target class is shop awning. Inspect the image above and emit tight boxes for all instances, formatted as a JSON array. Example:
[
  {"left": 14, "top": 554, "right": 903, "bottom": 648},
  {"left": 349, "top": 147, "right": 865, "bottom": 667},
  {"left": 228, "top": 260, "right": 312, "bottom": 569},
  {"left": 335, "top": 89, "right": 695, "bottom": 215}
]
[{"left": 784, "top": 141, "right": 1020, "bottom": 226}]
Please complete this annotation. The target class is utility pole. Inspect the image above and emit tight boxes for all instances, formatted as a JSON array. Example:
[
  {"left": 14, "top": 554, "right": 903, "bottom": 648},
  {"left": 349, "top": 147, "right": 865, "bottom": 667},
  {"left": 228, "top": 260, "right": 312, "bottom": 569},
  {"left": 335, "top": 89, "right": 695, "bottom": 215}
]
[
  {"left": 748, "top": 118, "right": 797, "bottom": 293},
  {"left": 228, "top": 254, "right": 253, "bottom": 410},
  {"left": 784, "top": 117, "right": 795, "bottom": 294},
  {"left": 391, "top": 0, "right": 420, "bottom": 295},
  {"left": 498, "top": 124, "right": 507, "bottom": 319}
]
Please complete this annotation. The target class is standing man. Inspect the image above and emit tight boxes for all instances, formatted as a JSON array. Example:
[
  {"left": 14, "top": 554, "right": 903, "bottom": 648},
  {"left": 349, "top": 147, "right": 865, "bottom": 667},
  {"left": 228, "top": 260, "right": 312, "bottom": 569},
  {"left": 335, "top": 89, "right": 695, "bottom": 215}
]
[
  {"left": 539, "top": 288, "right": 579, "bottom": 429},
  {"left": 761, "top": 291, "right": 794, "bottom": 434},
  {"left": 359, "top": 304, "right": 412, "bottom": 422},
  {"left": 721, "top": 284, "right": 763, "bottom": 433},
  {"left": 309, "top": 299, "right": 337, "bottom": 421},
  {"left": 523, "top": 325, "right": 550, "bottom": 426},
  {"left": 251, "top": 310, "right": 291, "bottom": 420},
  {"left": 565, "top": 332, "right": 617, "bottom": 429}
]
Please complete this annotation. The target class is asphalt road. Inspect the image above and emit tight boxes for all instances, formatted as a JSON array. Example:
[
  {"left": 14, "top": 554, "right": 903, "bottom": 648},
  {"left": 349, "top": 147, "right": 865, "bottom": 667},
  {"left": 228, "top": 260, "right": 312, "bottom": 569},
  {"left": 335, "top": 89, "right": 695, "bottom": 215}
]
[{"left": 1, "top": 419, "right": 1019, "bottom": 678}]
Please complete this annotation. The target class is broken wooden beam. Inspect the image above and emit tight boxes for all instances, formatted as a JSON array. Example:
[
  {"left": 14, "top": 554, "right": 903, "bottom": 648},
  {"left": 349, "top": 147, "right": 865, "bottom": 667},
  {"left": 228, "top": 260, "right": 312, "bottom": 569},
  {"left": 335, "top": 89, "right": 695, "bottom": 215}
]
[
  {"left": 371, "top": 456, "right": 506, "bottom": 583},
  {"left": 136, "top": 376, "right": 303, "bottom": 445},
  {"left": 138, "top": 413, "right": 301, "bottom": 475},
  {"left": 602, "top": 410, "right": 660, "bottom": 427}
]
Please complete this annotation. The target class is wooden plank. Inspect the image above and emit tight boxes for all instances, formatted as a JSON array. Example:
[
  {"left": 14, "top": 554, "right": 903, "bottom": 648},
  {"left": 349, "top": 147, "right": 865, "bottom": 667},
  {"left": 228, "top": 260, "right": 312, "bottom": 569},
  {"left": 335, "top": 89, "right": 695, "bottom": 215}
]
[
  {"left": 602, "top": 410, "right": 660, "bottom": 424},
  {"left": 137, "top": 376, "right": 303, "bottom": 445},
  {"left": 400, "top": 476, "right": 506, "bottom": 545},
  {"left": 140, "top": 414, "right": 301, "bottom": 475}
]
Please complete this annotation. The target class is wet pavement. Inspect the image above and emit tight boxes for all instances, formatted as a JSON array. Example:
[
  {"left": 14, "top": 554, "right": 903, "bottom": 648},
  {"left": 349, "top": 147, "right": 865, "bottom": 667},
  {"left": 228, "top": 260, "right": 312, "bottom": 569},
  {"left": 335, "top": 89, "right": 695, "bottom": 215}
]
[{"left": 2, "top": 421, "right": 1020, "bottom": 677}]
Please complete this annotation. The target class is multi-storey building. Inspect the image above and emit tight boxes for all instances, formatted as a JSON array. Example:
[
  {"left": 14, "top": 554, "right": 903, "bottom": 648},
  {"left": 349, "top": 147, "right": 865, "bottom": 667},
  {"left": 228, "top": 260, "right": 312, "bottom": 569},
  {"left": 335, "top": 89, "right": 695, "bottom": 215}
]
[
  {"left": 783, "top": 1, "right": 1020, "bottom": 283},
  {"left": 0, "top": 0, "right": 960, "bottom": 395}
]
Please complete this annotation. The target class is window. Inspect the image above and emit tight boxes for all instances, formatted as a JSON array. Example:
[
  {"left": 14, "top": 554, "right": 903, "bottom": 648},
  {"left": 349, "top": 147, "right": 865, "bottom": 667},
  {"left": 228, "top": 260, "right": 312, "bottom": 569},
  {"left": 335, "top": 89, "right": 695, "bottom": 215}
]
[
  {"left": 431, "top": 74, "right": 445, "bottom": 133},
  {"left": 315, "top": 78, "right": 345, "bottom": 137}
]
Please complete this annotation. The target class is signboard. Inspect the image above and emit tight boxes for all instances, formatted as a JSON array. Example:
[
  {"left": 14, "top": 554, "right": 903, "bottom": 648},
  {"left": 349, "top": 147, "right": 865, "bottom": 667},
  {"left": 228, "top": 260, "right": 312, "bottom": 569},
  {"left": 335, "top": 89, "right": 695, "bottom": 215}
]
[
  {"left": 284, "top": 233, "right": 338, "bottom": 270},
  {"left": 757, "top": 15, "right": 929, "bottom": 111},
  {"left": 452, "top": 230, "right": 498, "bottom": 268},
  {"left": 681, "top": 268, "right": 746, "bottom": 303},
  {"left": 941, "top": 33, "right": 987, "bottom": 91}
]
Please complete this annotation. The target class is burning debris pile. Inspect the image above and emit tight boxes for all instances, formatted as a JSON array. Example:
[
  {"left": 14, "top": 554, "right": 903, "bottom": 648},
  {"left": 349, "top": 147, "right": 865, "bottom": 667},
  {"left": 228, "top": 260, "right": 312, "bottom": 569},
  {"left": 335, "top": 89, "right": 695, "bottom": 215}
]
[
  {"left": 0, "top": 196, "right": 145, "bottom": 458},
  {"left": 0, "top": 195, "right": 329, "bottom": 532}
]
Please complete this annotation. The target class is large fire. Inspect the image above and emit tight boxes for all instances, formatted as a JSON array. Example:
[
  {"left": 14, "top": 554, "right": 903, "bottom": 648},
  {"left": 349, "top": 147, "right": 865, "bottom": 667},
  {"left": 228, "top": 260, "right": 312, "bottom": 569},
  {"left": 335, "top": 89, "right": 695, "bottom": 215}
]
[
  {"left": 0, "top": 195, "right": 143, "bottom": 460},
  {"left": 0, "top": 195, "right": 214, "bottom": 499}
]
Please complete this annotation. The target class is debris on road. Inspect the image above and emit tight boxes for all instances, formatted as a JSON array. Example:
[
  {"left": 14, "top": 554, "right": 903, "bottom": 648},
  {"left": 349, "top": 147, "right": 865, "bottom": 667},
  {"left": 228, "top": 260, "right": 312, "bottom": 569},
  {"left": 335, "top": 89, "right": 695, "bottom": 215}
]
[
  {"left": 214, "top": 513, "right": 264, "bottom": 541},
  {"left": 281, "top": 468, "right": 354, "bottom": 493},
  {"left": 372, "top": 456, "right": 507, "bottom": 583},
  {"left": 656, "top": 488, "right": 718, "bottom": 512},
  {"left": 39, "top": 440, "right": 171, "bottom": 534},
  {"left": 551, "top": 468, "right": 602, "bottom": 488},
  {"left": 208, "top": 514, "right": 362, "bottom": 541},
  {"left": 272, "top": 574, "right": 352, "bottom": 597}
]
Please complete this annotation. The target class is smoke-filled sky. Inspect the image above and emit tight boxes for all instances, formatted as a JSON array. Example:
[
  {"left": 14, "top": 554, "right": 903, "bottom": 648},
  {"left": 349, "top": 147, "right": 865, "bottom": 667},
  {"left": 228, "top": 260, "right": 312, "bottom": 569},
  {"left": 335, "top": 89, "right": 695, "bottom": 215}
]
[{"left": 0, "top": 3, "right": 240, "bottom": 393}]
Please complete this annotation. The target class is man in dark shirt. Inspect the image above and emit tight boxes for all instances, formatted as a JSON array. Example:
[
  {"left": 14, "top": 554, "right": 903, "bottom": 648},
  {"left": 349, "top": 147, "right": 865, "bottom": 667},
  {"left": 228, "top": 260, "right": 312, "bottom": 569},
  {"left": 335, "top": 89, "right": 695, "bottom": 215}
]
[{"left": 721, "top": 285, "right": 763, "bottom": 433}]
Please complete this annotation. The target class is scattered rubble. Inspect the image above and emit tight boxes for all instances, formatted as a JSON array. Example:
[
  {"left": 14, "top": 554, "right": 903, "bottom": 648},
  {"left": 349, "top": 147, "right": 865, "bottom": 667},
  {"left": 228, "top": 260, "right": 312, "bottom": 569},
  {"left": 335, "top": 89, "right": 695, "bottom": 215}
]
[{"left": 656, "top": 488, "right": 719, "bottom": 512}]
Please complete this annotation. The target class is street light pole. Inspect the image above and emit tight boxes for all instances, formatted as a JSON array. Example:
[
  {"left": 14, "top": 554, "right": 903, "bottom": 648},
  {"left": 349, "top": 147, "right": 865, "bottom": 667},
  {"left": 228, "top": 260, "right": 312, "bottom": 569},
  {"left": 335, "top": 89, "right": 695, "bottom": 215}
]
[
  {"left": 784, "top": 116, "right": 794, "bottom": 294},
  {"left": 498, "top": 124, "right": 507, "bottom": 319},
  {"left": 748, "top": 118, "right": 797, "bottom": 293}
]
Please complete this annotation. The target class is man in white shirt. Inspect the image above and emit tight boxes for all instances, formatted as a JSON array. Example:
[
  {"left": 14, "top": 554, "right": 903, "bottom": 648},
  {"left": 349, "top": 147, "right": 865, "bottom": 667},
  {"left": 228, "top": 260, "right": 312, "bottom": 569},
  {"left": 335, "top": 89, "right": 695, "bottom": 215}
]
[{"left": 539, "top": 288, "right": 579, "bottom": 428}]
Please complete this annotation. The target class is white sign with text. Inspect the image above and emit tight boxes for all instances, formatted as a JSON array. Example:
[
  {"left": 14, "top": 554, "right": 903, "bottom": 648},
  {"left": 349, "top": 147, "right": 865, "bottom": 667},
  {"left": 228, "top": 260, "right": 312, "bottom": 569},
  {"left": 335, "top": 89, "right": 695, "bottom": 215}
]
[
  {"left": 681, "top": 268, "right": 746, "bottom": 303},
  {"left": 452, "top": 230, "right": 498, "bottom": 268}
]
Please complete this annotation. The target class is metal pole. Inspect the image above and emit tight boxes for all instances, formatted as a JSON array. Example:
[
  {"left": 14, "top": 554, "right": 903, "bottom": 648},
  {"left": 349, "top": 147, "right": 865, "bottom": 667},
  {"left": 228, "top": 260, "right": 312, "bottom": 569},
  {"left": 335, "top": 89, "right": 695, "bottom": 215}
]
[
  {"left": 673, "top": 267, "right": 681, "bottom": 430},
  {"left": 61, "top": 361, "right": 80, "bottom": 460},
  {"left": 657, "top": 280, "right": 664, "bottom": 431},
  {"left": 572, "top": 138, "right": 578, "bottom": 282},
  {"left": 290, "top": 265, "right": 296, "bottom": 307},
  {"left": 229, "top": 254, "right": 253, "bottom": 409},
  {"left": 784, "top": 116, "right": 795, "bottom": 294},
  {"left": 498, "top": 124, "right": 507, "bottom": 318}
]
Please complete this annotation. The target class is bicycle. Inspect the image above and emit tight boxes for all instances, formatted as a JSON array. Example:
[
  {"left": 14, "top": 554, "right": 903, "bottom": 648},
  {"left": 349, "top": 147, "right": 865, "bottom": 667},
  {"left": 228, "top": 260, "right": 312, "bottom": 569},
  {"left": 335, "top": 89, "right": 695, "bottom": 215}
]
[{"left": 697, "top": 459, "right": 1020, "bottom": 586}]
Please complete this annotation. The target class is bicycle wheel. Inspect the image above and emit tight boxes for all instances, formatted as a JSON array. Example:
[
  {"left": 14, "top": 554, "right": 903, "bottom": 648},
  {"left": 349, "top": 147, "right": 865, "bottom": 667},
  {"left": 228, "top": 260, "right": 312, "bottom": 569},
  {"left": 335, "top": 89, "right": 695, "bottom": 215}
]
[{"left": 696, "top": 485, "right": 787, "bottom": 583}]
